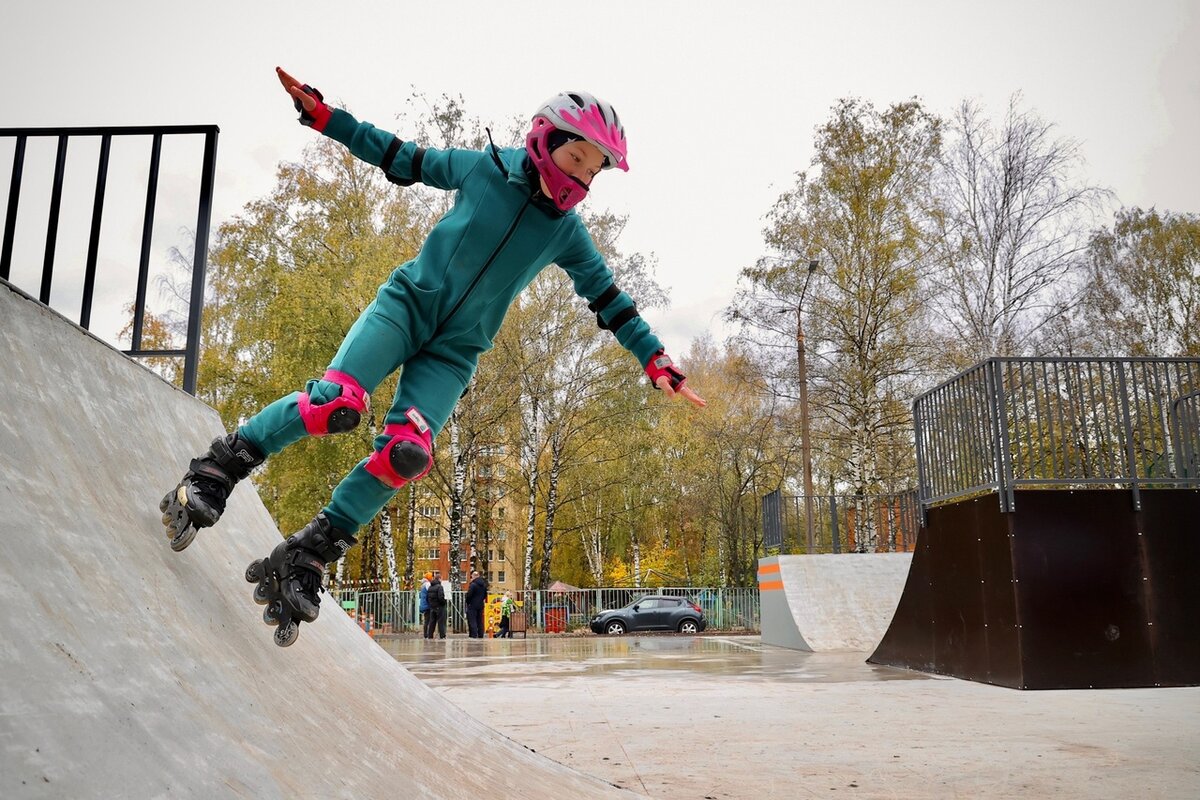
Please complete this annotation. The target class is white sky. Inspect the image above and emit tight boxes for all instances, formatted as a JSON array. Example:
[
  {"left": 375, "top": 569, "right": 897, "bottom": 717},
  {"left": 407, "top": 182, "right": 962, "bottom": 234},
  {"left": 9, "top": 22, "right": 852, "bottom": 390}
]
[{"left": 1, "top": 0, "right": 1197, "bottom": 355}]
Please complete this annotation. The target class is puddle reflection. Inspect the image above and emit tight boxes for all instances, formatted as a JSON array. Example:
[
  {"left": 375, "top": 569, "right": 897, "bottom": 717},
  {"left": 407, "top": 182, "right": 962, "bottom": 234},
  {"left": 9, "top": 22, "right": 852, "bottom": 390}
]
[{"left": 378, "top": 635, "right": 931, "bottom": 684}]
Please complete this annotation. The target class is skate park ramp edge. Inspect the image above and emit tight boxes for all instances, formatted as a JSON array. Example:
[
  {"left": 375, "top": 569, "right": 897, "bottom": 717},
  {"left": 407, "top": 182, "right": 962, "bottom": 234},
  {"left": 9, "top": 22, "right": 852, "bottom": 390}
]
[
  {"left": 0, "top": 279, "right": 632, "bottom": 798},
  {"left": 757, "top": 553, "right": 913, "bottom": 652}
]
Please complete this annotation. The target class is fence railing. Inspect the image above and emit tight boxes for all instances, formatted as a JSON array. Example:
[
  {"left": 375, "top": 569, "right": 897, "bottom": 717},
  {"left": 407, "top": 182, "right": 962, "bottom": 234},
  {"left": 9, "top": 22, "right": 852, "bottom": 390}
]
[
  {"left": 914, "top": 357, "right": 1200, "bottom": 515},
  {"left": 762, "top": 489, "right": 919, "bottom": 554},
  {"left": 1, "top": 125, "right": 219, "bottom": 394},
  {"left": 329, "top": 586, "right": 761, "bottom": 635}
]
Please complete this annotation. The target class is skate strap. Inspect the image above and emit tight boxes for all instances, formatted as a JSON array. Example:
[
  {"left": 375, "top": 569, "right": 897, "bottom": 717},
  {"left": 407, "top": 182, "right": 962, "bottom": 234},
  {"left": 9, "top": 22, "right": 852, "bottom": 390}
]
[{"left": 188, "top": 459, "right": 235, "bottom": 491}]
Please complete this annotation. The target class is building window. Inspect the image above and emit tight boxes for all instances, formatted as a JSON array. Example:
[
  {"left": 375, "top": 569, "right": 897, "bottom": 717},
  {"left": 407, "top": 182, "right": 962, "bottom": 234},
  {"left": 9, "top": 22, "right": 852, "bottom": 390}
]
[
  {"left": 498, "top": 571, "right": 506, "bottom": 583},
  {"left": 422, "top": 548, "right": 439, "bottom": 561},
  {"left": 488, "top": 571, "right": 494, "bottom": 583},
  {"left": 496, "top": 506, "right": 506, "bottom": 519},
  {"left": 418, "top": 505, "right": 440, "bottom": 518},
  {"left": 488, "top": 549, "right": 495, "bottom": 561},
  {"left": 498, "top": 548, "right": 505, "bottom": 561},
  {"left": 417, "top": 526, "right": 438, "bottom": 539}
]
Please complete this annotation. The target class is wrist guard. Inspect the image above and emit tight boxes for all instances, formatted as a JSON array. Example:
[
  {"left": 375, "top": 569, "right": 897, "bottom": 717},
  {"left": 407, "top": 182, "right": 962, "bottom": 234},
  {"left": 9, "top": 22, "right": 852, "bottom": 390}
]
[
  {"left": 644, "top": 350, "right": 687, "bottom": 392},
  {"left": 295, "top": 84, "right": 331, "bottom": 132}
]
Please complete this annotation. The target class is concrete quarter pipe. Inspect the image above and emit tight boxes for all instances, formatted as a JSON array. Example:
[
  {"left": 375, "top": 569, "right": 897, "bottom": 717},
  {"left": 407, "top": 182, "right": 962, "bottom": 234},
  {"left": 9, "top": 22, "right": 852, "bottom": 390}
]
[
  {"left": 0, "top": 280, "right": 631, "bottom": 798},
  {"left": 758, "top": 554, "right": 912, "bottom": 652}
]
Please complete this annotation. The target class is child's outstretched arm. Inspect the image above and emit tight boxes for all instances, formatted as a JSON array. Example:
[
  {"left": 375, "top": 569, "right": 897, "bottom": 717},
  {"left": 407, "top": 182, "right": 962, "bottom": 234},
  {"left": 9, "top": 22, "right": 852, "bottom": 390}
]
[
  {"left": 556, "top": 220, "right": 706, "bottom": 409},
  {"left": 275, "top": 67, "right": 483, "bottom": 191}
]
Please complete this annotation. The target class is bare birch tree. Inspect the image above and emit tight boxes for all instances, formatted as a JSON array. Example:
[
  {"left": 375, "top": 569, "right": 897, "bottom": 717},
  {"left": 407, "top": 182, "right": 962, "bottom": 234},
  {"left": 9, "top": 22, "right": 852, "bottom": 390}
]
[{"left": 931, "top": 96, "right": 1107, "bottom": 364}]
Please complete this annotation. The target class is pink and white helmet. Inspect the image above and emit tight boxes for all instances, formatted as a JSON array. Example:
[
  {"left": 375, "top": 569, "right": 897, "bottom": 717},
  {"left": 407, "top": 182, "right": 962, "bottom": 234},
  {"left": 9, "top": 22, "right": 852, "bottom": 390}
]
[
  {"left": 526, "top": 90, "right": 629, "bottom": 212},
  {"left": 536, "top": 91, "right": 629, "bottom": 172}
]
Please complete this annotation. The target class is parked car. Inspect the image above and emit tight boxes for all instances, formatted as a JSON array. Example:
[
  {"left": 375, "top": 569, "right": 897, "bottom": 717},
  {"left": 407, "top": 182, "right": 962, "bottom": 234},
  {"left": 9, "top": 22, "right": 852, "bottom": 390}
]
[{"left": 589, "top": 595, "right": 707, "bottom": 635}]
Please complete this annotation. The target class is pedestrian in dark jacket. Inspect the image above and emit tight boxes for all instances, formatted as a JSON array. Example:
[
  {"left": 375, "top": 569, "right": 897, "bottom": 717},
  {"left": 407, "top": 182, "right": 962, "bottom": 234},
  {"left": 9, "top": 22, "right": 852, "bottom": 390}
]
[
  {"left": 425, "top": 571, "right": 448, "bottom": 639},
  {"left": 465, "top": 570, "right": 488, "bottom": 638}
]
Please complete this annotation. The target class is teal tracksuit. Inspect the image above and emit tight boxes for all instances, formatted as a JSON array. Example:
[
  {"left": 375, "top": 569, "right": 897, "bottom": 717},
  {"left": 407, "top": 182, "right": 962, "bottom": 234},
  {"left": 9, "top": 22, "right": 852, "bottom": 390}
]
[{"left": 238, "top": 108, "right": 663, "bottom": 534}]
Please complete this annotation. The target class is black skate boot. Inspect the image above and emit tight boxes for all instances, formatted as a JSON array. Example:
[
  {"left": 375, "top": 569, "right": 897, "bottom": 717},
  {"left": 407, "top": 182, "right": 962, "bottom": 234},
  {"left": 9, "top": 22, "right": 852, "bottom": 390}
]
[
  {"left": 159, "top": 433, "right": 264, "bottom": 552},
  {"left": 245, "top": 513, "right": 357, "bottom": 647}
]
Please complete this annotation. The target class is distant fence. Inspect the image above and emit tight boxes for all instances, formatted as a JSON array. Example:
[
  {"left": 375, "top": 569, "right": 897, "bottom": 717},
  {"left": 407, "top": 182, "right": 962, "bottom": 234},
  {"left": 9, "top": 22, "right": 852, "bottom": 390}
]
[
  {"left": 914, "top": 357, "right": 1200, "bottom": 515},
  {"left": 330, "top": 586, "right": 760, "bottom": 635},
  {"left": 762, "top": 489, "right": 919, "bottom": 554},
  {"left": 1, "top": 125, "right": 219, "bottom": 394}
]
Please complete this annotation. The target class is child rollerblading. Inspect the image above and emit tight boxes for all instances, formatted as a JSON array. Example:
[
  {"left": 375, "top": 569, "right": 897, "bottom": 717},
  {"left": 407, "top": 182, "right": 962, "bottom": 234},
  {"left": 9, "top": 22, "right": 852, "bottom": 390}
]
[{"left": 161, "top": 67, "right": 706, "bottom": 647}]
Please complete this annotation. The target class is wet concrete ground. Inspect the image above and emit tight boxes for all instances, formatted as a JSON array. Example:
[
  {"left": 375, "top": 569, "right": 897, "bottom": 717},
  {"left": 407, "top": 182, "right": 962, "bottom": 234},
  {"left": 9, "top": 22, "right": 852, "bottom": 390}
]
[{"left": 382, "top": 634, "right": 1200, "bottom": 799}]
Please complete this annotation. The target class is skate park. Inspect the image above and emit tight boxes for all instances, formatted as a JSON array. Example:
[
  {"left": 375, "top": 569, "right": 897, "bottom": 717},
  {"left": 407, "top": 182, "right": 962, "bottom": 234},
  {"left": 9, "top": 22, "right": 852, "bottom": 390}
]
[
  {"left": 2, "top": 270, "right": 1200, "bottom": 797},
  {"left": 3, "top": 18, "right": 1200, "bottom": 792}
]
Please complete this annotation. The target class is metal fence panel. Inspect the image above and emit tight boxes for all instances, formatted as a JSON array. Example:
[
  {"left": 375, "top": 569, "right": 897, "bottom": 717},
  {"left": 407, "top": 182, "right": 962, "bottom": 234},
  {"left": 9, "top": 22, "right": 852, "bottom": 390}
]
[
  {"left": 913, "top": 358, "right": 1200, "bottom": 515},
  {"left": 331, "top": 587, "right": 761, "bottom": 634},
  {"left": 759, "top": 491, "right": 920, "bottom": 554}
]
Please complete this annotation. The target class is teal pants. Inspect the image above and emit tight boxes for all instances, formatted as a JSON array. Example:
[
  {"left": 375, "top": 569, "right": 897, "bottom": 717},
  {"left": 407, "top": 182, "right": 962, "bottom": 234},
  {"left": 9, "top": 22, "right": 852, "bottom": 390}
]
[{"left": 237, "top": 268, "right": 482, "bottom": 534}]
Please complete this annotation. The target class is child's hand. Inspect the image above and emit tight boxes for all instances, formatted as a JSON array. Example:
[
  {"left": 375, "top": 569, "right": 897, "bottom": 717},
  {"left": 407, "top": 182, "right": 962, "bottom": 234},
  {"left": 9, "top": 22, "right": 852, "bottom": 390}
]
[
  {"left": 275, "top": 67, "right": 331, "bottom": 132},
  {"left": 275, "top": 67, "right": 315, "bottom": 111},
  {"left": 655, "top": 375, "right": 707, "bottom": 408},
  {"left": 645, "top": 350, "right": 707, "bottom": 408}
]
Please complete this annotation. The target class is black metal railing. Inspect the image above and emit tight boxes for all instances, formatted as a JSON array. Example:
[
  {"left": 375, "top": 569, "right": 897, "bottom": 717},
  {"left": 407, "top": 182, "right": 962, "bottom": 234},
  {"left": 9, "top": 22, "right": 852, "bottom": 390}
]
[
  {"left": 1, "top": 125, "right": 219, "bottom": 395},
  {"left": 913, "top": 357, "right": 1200, "bottom": 516},
  {"left": 762, "top": 488, "right": 920, "bottom": 554}
]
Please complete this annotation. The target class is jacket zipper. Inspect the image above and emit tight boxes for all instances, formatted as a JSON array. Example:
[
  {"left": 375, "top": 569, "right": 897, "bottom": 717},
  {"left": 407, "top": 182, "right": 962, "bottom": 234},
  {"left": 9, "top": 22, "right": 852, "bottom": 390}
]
[{"left": 438, "top": 196, "right": 533, "bottom": 332}]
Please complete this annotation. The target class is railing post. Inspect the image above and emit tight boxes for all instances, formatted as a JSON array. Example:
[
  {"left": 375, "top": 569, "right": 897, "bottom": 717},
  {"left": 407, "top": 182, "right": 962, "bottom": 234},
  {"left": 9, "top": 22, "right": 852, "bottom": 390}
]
[
  {"left": 132, "top": 133, "right": 163, "bottom": 352},
  {"left": 985, "top": 360, "right": 1014, "bottom": 512},
  {"left": 1115, "top": 362, "right": 1142, "bottom": 511},
  {"left": 184, "top": 128, "right": 219, "bottom": 395},
  {"left": 913, "top": 397, "right": 929, "bottom": 527},
  {"left": 1, "top": 135, "right": 27, "bottom": 280},
  {"left": 80, "top": 134, "right": 111, "bottom": 329},
  {"left": 40, "top": 135, "right": 69, "bottom": 304}
]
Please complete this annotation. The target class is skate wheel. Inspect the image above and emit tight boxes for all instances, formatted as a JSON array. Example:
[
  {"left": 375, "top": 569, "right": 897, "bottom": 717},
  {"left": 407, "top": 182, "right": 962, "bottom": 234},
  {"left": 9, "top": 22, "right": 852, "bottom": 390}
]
[
  {"left": 253, "top": 581, "right": 273, "bottom": 605},
  {"left": 169, "top": 524, "right": 197, "bottom": 552},
  {"left": 263, "top": 600, "right": 282, "bottom": 626},
  {"left": 245, "top": 559, "right": 266, "bottom": 583},
  {"left": 159, "top": 492, "right": 172, "bottom": 513},
  {"left": 274, "top": 621, "right": 299, "bottom": 647}
]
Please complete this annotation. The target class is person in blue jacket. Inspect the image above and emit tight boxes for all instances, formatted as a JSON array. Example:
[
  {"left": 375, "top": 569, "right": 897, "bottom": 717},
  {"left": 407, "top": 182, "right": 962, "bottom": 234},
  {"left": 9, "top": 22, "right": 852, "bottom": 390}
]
[
  {"left": 418, "top": 571, "right": 432, "bottom": 636},
  {"left": 161, "top": 67, "right": 706, "bottom": 647}
]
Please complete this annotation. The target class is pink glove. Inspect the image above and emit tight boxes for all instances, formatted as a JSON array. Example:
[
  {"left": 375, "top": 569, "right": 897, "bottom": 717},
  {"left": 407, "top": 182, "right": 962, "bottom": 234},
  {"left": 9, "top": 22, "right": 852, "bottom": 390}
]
[{"left": 644, "top": 350, "right": 687, "bottom": 392}]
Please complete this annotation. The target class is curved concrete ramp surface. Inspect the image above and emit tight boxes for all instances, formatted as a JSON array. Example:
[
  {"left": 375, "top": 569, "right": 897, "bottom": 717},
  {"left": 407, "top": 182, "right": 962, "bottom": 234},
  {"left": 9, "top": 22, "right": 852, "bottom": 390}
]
[
  {"left": 758, "top": 554, "right": 913, "bottom": 652},
  {"left": 0, "top": 281, "right": 630, "bottom": 799}
]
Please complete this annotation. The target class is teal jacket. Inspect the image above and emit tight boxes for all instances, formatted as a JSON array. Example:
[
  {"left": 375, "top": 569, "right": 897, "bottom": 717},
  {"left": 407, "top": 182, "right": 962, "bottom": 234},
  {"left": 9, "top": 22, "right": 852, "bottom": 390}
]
[{"left": 321, "top": 108, "right": 664, "bottom": 367}]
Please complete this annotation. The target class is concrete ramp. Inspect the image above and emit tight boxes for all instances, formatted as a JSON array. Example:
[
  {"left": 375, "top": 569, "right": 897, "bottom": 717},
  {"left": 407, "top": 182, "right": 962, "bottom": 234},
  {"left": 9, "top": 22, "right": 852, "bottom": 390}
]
[
  {"left": 758, "top": 554, "right": 912, "bottom": 652},
  {"left": 0, "top": 280, "right": 629, "bottom": 798}
]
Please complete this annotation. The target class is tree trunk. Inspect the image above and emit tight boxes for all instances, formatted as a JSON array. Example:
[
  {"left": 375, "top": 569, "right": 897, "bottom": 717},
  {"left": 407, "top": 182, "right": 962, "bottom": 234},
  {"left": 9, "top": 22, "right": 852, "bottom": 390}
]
[
  {"left": 537, "top": 431, "right": 563, "bottom": 590},
  {"left": 448, "top": 414, "right": 466, "bottom": 587},
  {"left": 522, "top": 395, "right": 540, "bottom": 593},
  {"left": 381, "top": 506, "right": 399, "bottom": 591},
  {"left": 403, "top": 487, "right": 415, "bottom": 589}
]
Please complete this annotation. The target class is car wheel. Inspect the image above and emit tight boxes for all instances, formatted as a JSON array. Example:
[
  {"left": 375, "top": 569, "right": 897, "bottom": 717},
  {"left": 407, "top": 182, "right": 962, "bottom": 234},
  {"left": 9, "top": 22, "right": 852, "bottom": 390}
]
[
  {"left": 605, "top": 620, "right": 626, "bottom": 635},
  {"left": 678, "top": 619, "right": 700, "bottom": 634}
]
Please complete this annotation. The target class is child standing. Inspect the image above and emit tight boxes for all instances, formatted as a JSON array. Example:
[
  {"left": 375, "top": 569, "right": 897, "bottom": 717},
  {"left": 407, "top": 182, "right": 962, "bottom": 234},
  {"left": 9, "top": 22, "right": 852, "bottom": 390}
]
[{"left": 161, "top": 68, "right": 705, "bottom": 647}]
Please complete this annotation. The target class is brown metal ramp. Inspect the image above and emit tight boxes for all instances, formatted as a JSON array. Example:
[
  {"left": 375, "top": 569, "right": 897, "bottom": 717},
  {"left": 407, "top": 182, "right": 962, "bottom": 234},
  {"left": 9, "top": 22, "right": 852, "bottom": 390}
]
[{"left": 868, "top": 490, "right": 1200, "bottom": 689}]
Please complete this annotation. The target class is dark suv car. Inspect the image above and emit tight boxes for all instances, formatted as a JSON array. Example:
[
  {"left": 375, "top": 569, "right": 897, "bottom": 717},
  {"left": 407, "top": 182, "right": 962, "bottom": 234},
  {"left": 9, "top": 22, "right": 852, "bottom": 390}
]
[{"left": 589, "top": 595, "right": 707, "bottom": 635}]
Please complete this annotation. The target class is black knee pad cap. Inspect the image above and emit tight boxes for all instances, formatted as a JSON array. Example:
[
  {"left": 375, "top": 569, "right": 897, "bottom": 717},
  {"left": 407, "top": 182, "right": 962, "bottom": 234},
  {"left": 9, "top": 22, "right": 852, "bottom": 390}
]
[{"left": 390, "top": 440, "right": 432, "bottom": 480}]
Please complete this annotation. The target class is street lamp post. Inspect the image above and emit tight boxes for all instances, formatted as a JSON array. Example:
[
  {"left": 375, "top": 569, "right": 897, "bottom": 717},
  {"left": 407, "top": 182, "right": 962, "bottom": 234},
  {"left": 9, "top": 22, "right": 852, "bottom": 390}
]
[{"left": 797, "top": 260, "right": 819, "bottom": 553}]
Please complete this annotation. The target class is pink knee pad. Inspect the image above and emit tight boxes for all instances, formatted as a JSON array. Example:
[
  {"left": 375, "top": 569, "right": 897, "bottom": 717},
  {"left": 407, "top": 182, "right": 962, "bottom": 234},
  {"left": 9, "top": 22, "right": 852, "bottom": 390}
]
[
  {"left": 365, "top": 408, "right": 433, "bottom": 489},
  {"left": 297, "top": 370, "right": 370, "bottom": 436}
]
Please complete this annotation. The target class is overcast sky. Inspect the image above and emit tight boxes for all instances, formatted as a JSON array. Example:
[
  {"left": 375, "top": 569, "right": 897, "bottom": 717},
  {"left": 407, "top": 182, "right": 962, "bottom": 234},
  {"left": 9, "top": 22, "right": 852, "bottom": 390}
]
[{"left": 2, "top": 0, "right": 1197, "bottom": 357}]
